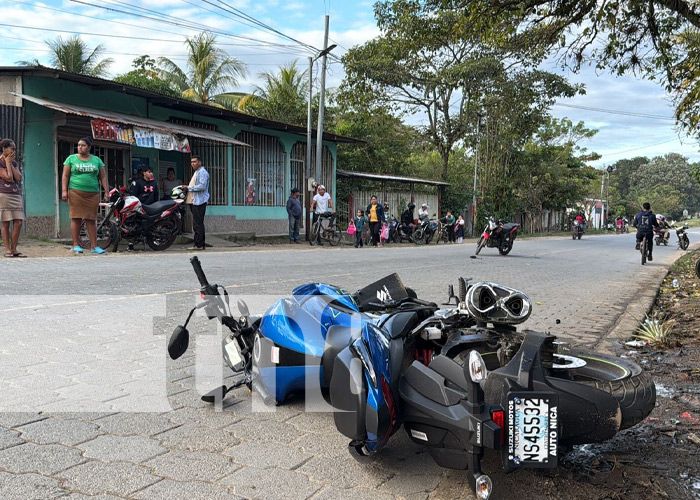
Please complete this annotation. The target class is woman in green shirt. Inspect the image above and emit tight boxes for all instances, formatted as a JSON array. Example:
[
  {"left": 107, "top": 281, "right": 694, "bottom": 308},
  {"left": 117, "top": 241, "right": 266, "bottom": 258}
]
[{"left": 62, "top": 137, "right": 110, "bottom": 254}]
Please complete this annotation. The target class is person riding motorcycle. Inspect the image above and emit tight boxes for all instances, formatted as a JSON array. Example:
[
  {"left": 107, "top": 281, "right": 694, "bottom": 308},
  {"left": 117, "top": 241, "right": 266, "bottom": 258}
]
[
  {"left": 574, "top": 211, "right": 586, "bottom": 232},
  {"left": 656, "top": 214, "right": 671, "bottom": 243},
  {"left": 400, "top": 203, "right": 416, "bottom": 235}
]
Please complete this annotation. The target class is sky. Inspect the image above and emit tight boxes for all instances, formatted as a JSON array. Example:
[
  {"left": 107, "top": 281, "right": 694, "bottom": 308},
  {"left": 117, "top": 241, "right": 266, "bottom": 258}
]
[{"left": 3, "top": 0, "right": 698, "bottom": 169}]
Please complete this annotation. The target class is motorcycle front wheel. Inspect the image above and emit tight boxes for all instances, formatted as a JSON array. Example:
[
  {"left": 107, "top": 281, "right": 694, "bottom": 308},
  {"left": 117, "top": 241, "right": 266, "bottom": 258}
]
[
  {"left": 475, "top": 236, "right": 486, "bottom": 255},
  {"left": 147, "top": 219, "right": 179, "bottom": 251},
  {"left": 78, "top": 217, "right": 117, "bottom": 250},
  {"left": 412, "top": 229, "right": 425, "bottom": 245},
  {"left": 680, "top": 235, "right": 690, "bottom": 250}
]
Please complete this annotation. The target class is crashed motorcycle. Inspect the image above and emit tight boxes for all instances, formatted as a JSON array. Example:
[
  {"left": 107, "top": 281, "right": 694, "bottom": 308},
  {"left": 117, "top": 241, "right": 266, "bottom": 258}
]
[
  {"left": 79, "top": 187, "right": 183, "bottom": 252},
  {"left": 475, "top": 216, "right": 520, "bottom": 256},
  {"left": 168, "top": 258, "right": 655, "bottom": 499}
]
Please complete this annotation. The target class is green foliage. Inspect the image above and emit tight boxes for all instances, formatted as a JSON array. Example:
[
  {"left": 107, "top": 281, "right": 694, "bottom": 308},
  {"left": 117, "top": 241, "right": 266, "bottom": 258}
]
[
  {"left": 157, "top": 32, "right": 247, "bottom": 106},
  {"left": 433, "top": 0, "right": 700, "bottom": 139},
  {"left": 17, "top": 35, "right": 113, "bottom": 77},
  {"left": 632, "top": 185, "right": 685, "bottom": 219},
  {"left": 113, "top": 56, "right": 179, "bottom": 96},
  {"left": 237, "top": 61, "right": 309, "bottom": 125},
  {"left": 341, "top": 0, "right": 581, "bottom": 183}
]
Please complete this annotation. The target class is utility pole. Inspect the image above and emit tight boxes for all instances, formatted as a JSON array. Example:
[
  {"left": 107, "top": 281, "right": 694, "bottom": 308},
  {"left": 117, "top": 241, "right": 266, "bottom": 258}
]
[
  {"left": 314, "top": 15, "right": 330, "bottom": 184},
  {"left": 305, "top": 56, "right": 313, "bottom": 242},
  {"left": 471, "top": 113, "right": 482, "bottom": 236}
]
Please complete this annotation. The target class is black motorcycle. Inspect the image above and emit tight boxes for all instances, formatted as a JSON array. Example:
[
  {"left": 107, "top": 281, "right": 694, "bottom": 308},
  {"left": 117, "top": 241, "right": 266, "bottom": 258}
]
[
  {"left": 390, "top": 216, "right": 414, "bottom": 243},
  {"left": 475, "top": 216, "right": 520, "bottom": 256},
  {"left": 413, "top": 214, "right": 439, "bottom": 245},
  {"left": 79, "top": 187, "right": 182, "bottom": 252}
]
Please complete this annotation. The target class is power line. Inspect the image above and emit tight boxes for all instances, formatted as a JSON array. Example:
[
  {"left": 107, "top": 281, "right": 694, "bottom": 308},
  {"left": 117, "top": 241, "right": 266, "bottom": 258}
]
[
  {"left": 601, "top": 138, "right": 682, "bottom": 158},
  {"left": 553, "top": 102, "right": 676, "bottom": 121}
]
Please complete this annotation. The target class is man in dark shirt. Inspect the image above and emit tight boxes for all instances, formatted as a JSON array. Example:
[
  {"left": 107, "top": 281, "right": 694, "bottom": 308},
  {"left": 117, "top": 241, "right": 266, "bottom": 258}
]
[
  {"left": 632, "top": 202, "right": 660, "bottom": 261},
  {"left": 131, "top": 166, "right": 159, "bottom": 206},
  {"left": 286, "top": 187, "right": 302, "bottom": 243}
]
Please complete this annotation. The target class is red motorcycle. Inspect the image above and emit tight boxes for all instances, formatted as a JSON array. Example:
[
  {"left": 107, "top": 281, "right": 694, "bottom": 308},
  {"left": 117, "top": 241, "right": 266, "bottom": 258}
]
[
  {"left": 79, "top": 187, "right": 184, "bottom": 252},
  {"left": 475, "top": 216, "right": 520, "bottom": 256}
]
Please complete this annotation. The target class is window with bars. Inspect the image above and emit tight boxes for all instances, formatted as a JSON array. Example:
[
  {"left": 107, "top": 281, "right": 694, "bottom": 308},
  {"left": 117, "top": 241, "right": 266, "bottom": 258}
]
[
  {"left": 189, "top": 138, "right": 228, "bottom": 206},
  {"left": 233, "top": 131, "right": 286, "bottom": 206}
]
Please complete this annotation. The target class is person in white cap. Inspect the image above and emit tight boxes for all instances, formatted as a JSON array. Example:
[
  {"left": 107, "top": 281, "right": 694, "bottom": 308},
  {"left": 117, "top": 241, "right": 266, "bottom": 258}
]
[
  {"left": 311, "top": 184, "right": 335, "bottom": 245},
  {"left": 418, "top": 203, "right": 429, "bottom": 221}
]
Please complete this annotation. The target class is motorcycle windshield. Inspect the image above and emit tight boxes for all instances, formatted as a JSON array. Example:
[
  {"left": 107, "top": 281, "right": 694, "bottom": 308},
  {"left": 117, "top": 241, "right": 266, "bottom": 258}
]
[{"left": 292, "top": 282, "right": 359, "bottom": 312}]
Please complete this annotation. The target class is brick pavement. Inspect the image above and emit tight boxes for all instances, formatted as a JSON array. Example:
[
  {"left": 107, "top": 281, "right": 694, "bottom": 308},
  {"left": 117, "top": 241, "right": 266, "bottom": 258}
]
[{"left": 0, "top": 231, "right": 698, "bottom": 499}]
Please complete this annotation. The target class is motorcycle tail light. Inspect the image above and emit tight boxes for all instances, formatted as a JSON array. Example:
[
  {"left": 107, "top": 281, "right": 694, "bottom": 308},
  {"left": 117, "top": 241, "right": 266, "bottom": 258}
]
[
  {"left": 475, "top": 474, "right": 493, "bottom": 499},
  {"left": 491, "top": 410, "right": 505, "bottom": 446}
]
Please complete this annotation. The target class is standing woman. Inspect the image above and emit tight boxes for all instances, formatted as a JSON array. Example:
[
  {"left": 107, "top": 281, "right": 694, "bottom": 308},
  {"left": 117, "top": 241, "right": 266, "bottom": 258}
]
[
  {"left": 366, "top": 195, "right": 385, "bottom": 247},
  {"left": 0, "top": 139, "right": 26, "bottom": 258},
  {"left": 62, "top": 137, "right": 110, "bottom": 254}
]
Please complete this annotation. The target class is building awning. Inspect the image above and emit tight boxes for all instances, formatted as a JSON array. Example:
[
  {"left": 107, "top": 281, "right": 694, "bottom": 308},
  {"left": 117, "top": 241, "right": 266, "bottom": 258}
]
[
  {"left": 337, "top": 169, "right": 450, "bottom": 187},
  {"left": 12, "top": 92, "right": 249, "bottom": 147}
]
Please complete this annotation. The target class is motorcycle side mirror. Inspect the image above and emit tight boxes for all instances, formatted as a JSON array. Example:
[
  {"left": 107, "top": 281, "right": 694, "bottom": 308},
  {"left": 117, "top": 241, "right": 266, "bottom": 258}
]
[
  {"left": 237, "top": 299, "right": 250, "bottom": 318},
  {"left": 168, "top": 326, "right": 190, "bottom": 360}
]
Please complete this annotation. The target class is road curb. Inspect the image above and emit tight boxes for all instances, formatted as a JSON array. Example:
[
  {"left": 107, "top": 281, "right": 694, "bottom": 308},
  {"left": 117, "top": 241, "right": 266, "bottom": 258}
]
[{"left": 594, "top": 243, "right": 700, "bottom": 355}]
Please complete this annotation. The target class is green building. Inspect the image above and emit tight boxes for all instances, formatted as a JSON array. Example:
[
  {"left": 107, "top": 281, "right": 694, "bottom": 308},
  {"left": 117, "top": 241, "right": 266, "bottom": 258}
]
[{"left": 0, "top": 67, "right": 355, "bottom": 238}]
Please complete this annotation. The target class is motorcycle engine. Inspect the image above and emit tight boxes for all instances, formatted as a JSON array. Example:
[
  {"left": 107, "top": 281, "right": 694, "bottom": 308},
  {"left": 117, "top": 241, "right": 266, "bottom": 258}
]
[{"left": 122, "top": 213, "right": 139, "bottom": 235}]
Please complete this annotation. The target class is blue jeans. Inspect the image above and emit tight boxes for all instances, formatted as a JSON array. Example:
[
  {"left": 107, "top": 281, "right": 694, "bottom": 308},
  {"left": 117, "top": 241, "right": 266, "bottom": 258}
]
[{"left": 288, "top": 215, "right": 300, "bottom": 242}]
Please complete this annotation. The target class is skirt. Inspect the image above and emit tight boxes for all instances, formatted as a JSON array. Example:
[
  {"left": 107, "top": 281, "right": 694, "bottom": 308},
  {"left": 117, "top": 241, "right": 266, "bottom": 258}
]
[
  {"left": 68, "top": 189, "right": 100, "bottom": 220},
  {"left": 0, "top": 193, "right": 25, "bottom": 222}
]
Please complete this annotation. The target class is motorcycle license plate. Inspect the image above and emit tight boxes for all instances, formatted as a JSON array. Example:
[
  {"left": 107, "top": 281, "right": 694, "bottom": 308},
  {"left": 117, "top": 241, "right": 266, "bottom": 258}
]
[
  {"left": 507, "top": 392, "right": 558, "bottom": 468},
  {"left": 224, "top": 341, "right": 243, "bottom": 369}
]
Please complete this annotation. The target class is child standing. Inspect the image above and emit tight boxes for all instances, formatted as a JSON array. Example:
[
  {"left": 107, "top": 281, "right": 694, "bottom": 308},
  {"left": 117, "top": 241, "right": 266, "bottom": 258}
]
[
  {"left": 456, "top": 215, "right": 465, "bottom": 243},
  {"left": 354, "top": 209, "right": 366, "bottom": 248}
]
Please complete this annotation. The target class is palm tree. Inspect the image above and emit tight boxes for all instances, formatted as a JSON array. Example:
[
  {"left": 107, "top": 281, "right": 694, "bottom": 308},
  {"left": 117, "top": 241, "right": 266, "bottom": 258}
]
[
  {"left": 157, "top": 32, "right": 247, "bottom": 107},
  {"left": 18, "top": 36, "right": 114, "bottom": 77},
  {"left": 237, "top": 60, "right": 309, "bottom": 125}
]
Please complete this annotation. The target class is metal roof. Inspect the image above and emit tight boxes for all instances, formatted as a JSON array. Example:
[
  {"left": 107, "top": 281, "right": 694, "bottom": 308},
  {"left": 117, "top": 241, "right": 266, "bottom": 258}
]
[
  {"left": 337, "top": 169, "right": 450, "bottom": 186},
  {"left": 0, "top": 67, "right": 361, "bottom": 144},
  {"left": 13, "top": 93, "right": 250, "bottom": 146}
]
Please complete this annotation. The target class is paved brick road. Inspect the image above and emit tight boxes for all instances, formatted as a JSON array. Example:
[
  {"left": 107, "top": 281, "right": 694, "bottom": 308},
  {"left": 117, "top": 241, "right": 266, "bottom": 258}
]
[{"left": 0, "top": 231, "right": 697, "bottom": 499}]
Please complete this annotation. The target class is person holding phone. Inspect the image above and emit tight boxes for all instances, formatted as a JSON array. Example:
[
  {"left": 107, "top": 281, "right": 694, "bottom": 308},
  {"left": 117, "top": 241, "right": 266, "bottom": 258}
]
[{"left": 0, "top": 139, "right": 25, "bottom": 257}]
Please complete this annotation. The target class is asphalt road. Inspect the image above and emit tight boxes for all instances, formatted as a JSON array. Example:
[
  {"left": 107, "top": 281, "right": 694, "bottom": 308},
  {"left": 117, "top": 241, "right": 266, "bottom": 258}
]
[{"left": 0, "top": 230, "right": 698, "bottom": 499}]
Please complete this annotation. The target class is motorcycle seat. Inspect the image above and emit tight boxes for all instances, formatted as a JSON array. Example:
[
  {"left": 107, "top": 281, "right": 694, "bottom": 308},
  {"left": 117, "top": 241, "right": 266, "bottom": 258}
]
[
  {"left": 501, "top": 222, "right": 518, "bottom": 232},
  {"left": 142, "top": 200, "right": 177, "bottom": 215},
  {"left": 323, "top": 325, "right": 362, "bottom": 387},
  {"left": 381, "top": 311, "right": 420, "bottom": 340}
]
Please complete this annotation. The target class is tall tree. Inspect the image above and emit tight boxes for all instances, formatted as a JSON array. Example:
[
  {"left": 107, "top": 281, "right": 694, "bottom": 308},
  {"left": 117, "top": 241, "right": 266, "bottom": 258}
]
[
  {"left": 342, "top": 0, "right": 580, "bottom": 181},
  {"left": 237, "top": 61, "right": 308, "bottom": 125},
  {"left": 17, "top": 35, "right": 113, "bottom": 77},
  {"left": 435, "top": 0, "right": 700, "bottom": 138},
  {"left": 628, "top": 153, "right": 700, "bottom": 215},
  {"left": 113, "top": 56, "right": 179, "bottom": 97},
  {"left": 157, "top": 32, "right": 247, "bottom": 107}
]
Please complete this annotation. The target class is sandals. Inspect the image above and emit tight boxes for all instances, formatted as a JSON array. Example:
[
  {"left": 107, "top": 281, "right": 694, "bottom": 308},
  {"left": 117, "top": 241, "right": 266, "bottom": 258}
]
[{"left": 12, "top": 252, "right": 26, "bottom": 258}]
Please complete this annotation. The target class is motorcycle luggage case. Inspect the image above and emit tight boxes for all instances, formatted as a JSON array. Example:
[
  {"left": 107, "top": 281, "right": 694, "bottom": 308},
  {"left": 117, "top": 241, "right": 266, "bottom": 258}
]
[{"left": 329, "top": 347, "right": 368, "bottom": 441}]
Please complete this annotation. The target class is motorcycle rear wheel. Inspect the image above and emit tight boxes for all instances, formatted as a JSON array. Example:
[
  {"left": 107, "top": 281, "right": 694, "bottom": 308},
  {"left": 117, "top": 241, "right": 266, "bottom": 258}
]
[
  {"left": 78, "top": 217, "right": 117, "bottom": 251},
  {"left": 498, "top": 238, "right": 513, "bottom": 255},
  {"left": 146, "top": 219, "right": 178, "bottom": 251}
]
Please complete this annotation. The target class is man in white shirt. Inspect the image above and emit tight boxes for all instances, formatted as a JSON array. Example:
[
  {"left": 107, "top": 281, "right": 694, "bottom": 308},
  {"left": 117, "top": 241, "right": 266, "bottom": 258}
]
[
  {"left": 310, "top": 184, "right": 335, "bottom": 245},
  {"left": 418, "top": 203, "right": 429, "bottom": 221}
]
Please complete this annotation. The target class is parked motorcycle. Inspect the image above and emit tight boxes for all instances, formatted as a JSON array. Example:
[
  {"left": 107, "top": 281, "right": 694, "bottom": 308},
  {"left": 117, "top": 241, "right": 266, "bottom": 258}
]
[
  {"left": 169, "top": 260, "right": 655, "bottom": 499},
  {"left": 413, "top": 214, "right": 439, "bottom": 245},
  {"left": 79, "top": 186, "right": 183, "bottom": 252},
  {"left": 475, "top": 216, "right": 519, "bottom": 256},
  {"left": 572, "top": 220, "right": 584, "bottom": 240},
  {"left": 388, "top": 216, "right": 413, "bottom": 244},
  {"left": 674, "top": 225, "right": 690, "bottom": 250}
]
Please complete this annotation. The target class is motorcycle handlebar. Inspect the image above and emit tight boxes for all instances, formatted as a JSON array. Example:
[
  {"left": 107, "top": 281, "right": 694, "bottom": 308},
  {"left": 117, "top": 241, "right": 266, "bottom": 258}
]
[{"left": 190, "top": 256, "right": 211, "bottom": 289}]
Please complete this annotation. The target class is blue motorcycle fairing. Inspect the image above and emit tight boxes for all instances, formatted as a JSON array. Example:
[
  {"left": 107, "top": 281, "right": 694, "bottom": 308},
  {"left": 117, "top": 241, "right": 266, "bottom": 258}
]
[
  {"left": 257, "top": 365, "right": 324, "bottom": 403},
  {"left": 292, "top": 282, "right": 359, "bottom": 313}
]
